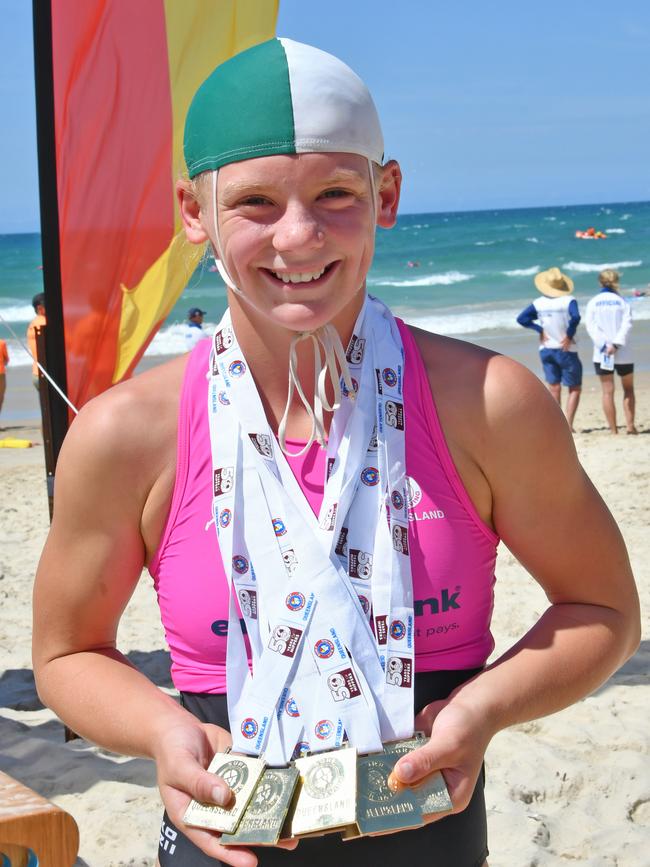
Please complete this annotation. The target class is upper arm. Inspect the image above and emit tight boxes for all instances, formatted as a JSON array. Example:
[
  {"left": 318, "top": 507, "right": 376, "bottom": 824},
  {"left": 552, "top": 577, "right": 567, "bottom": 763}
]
[
  {"left": 32, "top": 389, "right": 154, "bottom": 670},
  {"left": 480, "top": 357, "right": 637, "bottom": 614}
]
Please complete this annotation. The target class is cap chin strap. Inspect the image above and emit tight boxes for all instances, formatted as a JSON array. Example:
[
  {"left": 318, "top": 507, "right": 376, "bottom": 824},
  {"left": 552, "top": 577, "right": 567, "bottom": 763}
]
[
  {"left": 279, "top": 325, "right": 355, "bottom": 457},
  {"left": 210, "top": 162, "right": 377, "bottom": 456}
]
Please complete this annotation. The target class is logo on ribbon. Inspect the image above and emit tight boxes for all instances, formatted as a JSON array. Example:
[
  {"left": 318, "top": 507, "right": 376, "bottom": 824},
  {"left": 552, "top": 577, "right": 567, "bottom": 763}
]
[
  {"left": 232, "top": 555, "right": 249, "bottom": 575},
  {"left": 358, "top": 594, "right": 370, "bottom": 615},
  {"left": 228, "top": 359, "right": 246, "bottom": 377},
  {"left": 314, "top": 719, "right": 333, "bottom": 740},
  {"left": 285, "top": 696, "right": 300, "bottom": 718},
  {"left": 219, "top": 508, "right": 232, "bottom": 528},
  {"left": 327, "top": 668, "right": 362, "bottom": 702},
  {"left": 314, "top": 639, "right": 335, "bottom": 659},
  {"left": 286, "top": 592, "right": 305, "bottom": 611},
  {"left": 382, "top": 367, "right": 398, "bottom": 387},
  {"left": 292, "top": 741, "right": 310, "bottom": 760},
  {"left": 218, "top": 390, "right": 230, "bottom": 406},
  {"left": 386, "top": 657, "right": 413, "bottom": 688},
  {"left": 349, "top": 549, "right": 372, "bottom": 579},
  {"left": 385, "top": 399, "right": 404, "bottom": 430},
  {"left": 241, "top": 718, "right": 258, "bottom": 738},
  {"left": 346, "top": 335, "right": 365, "bottom": 365},
  {"left": 268, "top": 624, "right": 302, "bottom": 657},
  {"left": 273, "top": 518, "right": 287, "bottom": 536},
  {"left": 391, "top": 490, "right": 404, "bottom": 510},
  {"left": 390, "top": 620, "right": 406, "bottom": 640},
  {"left": 213, "top": 466, "right": 234, "bottom": 496},
  {"left": 248, "top": 433, "right": 273, "bottom": 458},
  {"left": 392, "top": 524, "right": 409, "bottom": 555},
  {"left": 360, "top": 467, "right": 380, "bottom": 486},
  {"left": 282, "top": 548, "right": 298, "bottom": 575},
  {"left": 215, "top": 327, "right": 234, "bottom": 355},
  {"left": 238, "top": 588, "right": 258, "bottom": 619}
]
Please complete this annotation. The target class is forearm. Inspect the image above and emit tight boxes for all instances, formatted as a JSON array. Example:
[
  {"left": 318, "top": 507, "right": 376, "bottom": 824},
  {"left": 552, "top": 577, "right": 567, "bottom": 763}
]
[
  {"left": 35, "top": 648, "right": 202, "bottom": 758},
  {"left": 451, "top": 602, "right": 638, "bottom": 735}
]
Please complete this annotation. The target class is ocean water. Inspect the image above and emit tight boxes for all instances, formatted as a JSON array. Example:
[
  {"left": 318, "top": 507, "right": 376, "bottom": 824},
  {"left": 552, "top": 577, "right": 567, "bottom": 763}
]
[{"left": 1, "top": 200, "right": 649, "bottom": 366}]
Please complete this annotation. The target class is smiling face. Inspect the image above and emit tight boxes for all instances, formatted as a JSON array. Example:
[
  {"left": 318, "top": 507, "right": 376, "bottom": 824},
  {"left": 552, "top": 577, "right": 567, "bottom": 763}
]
[{"left": 180, "top": 152, "right": 401, "bottom": 338}]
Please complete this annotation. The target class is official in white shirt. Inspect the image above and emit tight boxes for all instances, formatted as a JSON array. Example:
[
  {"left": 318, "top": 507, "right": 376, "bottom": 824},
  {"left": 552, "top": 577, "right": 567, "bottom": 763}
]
[
  {"left": 185, "top": 307, "right": 209, "bottom": 352},
  {"left": 585, "top": 269, "right": 637, "bottom": 434}
]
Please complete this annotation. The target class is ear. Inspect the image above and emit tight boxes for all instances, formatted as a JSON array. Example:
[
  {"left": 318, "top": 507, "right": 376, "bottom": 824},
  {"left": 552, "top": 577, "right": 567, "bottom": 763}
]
[
  {"left": 376, "top": 160, "right": 402, "bottom": 229},
  {"left": 176, "top": 179, "right": 209, "bottom": 245}
]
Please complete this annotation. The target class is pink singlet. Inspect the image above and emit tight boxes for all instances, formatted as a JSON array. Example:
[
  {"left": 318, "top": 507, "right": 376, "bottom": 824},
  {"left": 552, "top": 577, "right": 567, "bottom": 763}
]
[{"left": 150, "top": 322, "right": 499, "bottom": 693}]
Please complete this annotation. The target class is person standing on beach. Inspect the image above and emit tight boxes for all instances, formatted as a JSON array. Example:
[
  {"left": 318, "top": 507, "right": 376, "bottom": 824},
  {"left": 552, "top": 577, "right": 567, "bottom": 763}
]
[
  {"left": 26, "top": 292, "right": 46, "bottom": 390},
  {"left": 0, "top": 338, "right": 8, "bottom": 417},
  {"left": 585, "top": 269, "right": 637, "bottom": 434},
  {"left": 32, "top": 39, "right": 639, "bottom": 867},
  {"left": 516, "top": 267, "right": 582, "bottom": 431},
  {"left": 185, "top": 306, "right": 209, "bottom": 351}
]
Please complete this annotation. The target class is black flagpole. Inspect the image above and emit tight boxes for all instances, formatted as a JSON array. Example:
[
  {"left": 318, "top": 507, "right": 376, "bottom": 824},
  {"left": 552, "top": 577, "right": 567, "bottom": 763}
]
[
  {"left": 32, "top": 0, "right": 69, "bottom": 479},
  {"left": 33, "top": 1, "right": 79, "bottom": 742}
]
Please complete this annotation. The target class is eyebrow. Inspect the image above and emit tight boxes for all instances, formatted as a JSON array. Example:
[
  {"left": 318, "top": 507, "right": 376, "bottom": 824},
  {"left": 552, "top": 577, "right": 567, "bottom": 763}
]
[{"left": 219, "top": 169, "right": 368, "bottom": 198}]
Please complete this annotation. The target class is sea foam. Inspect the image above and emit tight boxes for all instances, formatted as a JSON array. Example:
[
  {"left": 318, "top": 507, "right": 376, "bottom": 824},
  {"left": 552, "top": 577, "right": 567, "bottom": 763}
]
[
  {"left": 564, "top": 260, "right": 642, "bottom": 273},
  {"left": 372, "top": 271, "right": 473, "bottom": 288},
  {"left": 502, "top": 266, "right": 540, "bottom": 277}
]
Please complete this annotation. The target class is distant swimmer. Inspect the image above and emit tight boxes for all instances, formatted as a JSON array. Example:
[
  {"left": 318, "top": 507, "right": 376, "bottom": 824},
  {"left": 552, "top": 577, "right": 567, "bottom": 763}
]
[
  {"left": 575, "top": 227, "right": 607, "bottom": 239},
  {"left": 406, "top": 260, "right": 420, "bottom": 268}
]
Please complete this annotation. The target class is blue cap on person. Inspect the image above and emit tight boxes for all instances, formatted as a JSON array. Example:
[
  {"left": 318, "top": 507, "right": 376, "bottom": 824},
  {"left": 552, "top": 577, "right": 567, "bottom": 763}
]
[{"left": 187, "top": 307, "right": 206, "bottom": 319}]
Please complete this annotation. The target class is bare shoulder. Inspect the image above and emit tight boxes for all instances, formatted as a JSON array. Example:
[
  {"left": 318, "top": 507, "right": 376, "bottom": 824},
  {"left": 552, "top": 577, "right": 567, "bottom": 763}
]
[
  {"left": 407, "top": 324, "right": 567, "bottom": 455},
  {"left": 406, "top": 325, "right": 575, "bottom": 525},
  {"left": 54, "top": 355, "right": 188, "bottom": 548}
]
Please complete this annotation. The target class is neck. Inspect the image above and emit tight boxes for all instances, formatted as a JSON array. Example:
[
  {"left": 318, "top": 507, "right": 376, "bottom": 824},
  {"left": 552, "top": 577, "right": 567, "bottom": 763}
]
[{"left": 226, "top": 291, "right": 364, "bottom": 440}]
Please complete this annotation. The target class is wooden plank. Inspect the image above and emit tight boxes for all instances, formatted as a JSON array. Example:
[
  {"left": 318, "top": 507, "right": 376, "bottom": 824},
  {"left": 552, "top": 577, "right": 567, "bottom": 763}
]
[{"left": 0, "top": 772, "right": 79, "bottom": 866}]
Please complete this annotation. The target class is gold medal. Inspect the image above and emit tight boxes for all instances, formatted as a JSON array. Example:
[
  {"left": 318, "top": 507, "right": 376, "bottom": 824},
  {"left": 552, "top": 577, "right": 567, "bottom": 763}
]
[
  {"left": 356, "top": 751, "right": 423, "bottom": 835},
  {"left": 385, "top": 735, "right": 453, "bottom": 816},
  {"left": 220, "top": 765, "right": 300, "bottom": 846},
  {"left": 289, "top": 746, "right": 358, "bottom": 837},
  {"left": 183, "top": 752, "right": 266, "bottom": 834}
]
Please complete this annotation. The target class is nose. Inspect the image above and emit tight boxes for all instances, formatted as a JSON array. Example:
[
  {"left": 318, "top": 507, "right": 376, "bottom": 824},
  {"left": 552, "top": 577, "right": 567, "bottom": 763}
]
[{"left": 271, "top": 200, "right": 325, "bottom": 254}]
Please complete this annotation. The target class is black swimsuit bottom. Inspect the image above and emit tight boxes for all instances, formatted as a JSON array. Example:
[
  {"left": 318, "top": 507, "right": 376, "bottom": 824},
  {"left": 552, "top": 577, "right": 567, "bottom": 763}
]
[{"left": 158, "top": 669, "right": 488, "bottom": 867}]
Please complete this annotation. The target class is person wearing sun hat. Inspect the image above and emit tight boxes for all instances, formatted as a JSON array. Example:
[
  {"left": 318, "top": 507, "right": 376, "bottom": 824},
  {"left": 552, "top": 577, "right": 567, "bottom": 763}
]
[
  {"left": 516, "top": 265, "right": 583, "bottom": 430},
  {"left": 585, "top": 268, "right": 637, "bottom": 433},
  {"left": 32, "top": 37, "right": 639, "bottom": 867}
]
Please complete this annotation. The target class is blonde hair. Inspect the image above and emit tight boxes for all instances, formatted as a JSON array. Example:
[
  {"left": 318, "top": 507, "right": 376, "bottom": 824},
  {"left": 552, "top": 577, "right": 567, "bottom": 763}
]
[{"left": 599, "top": 269, "right": 620, "bottom": 290}]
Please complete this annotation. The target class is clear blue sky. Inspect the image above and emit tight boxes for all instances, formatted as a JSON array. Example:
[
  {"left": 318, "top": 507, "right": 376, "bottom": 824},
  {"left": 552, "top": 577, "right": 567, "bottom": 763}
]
[{"left": 1, "top": 0, "right": 649, "bottom": 233}]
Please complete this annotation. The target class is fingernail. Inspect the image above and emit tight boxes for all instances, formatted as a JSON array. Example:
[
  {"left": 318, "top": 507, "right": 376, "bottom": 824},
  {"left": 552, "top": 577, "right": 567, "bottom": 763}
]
[
  {"left": 398, "top": 760, "right": 414, "bottom": 781},
  {"left": 212, "top": 785, "right": 229, "bottom": 806}
]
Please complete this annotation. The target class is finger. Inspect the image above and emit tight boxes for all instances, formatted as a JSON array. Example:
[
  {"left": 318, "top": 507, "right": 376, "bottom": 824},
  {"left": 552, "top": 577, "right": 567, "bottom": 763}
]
[
  {"left": 165, "top": 753, "right": 233, "bottom": 808},
  {"left": 390, "top": 741, "right": 447, "bottom": 787},
  {"left": 414, "top": 699, "right": 445, "bottom": 735}
]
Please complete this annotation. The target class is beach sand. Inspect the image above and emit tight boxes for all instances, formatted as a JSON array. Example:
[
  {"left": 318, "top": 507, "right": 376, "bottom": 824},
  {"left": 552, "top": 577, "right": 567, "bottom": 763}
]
[{"left": 1, "top": 341, "right": 649, "bottom": 866}]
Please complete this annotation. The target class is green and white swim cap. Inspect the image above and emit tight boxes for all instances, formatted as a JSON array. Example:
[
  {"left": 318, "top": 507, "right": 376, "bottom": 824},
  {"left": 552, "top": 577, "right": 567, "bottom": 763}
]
[{"left": 184, "top": 37, "right": 384, "bottom": 178}]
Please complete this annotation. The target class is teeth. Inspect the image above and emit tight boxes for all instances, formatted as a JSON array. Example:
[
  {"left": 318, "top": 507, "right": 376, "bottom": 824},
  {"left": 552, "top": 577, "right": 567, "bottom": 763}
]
[{"left": 272, "top": 266, "right": 326, "bottom": 284}]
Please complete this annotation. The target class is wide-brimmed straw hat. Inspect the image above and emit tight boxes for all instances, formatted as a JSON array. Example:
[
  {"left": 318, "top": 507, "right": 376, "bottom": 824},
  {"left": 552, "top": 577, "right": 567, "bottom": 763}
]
[{"left": 534, "top": 267, "right": 574, "bottom": 298}]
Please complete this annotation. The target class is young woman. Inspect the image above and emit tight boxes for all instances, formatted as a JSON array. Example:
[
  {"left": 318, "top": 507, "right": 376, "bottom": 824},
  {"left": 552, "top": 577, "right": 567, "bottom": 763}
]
[{"left": 32, "top": 39, "right": 639, "bottom": 867}]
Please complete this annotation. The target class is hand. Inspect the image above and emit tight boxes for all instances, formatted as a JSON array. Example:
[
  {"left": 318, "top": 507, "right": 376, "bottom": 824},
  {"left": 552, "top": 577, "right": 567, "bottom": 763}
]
[
  {"left": 560, "top": 336, "right": 572, "bottom": 351},
  {"left": 388, "top": 697, "right": 494, "bottom": 822},
  {"left": 539, "top": 330, "right": 547, "bottom": 344},
  {"left": 606, "top": 344, "right": 617, "bottom": 356},
  {"left": 154, "top": 721, "right": 298, "bottom": 864}
]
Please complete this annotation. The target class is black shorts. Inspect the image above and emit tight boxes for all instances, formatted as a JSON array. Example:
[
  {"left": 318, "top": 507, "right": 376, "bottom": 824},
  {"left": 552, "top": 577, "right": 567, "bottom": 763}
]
[
  {"left": 594, "top": 362, "right": 634, "bottom": 377},
  {"left": 158, "top": 670, "right": 489, "bottom": 867}
]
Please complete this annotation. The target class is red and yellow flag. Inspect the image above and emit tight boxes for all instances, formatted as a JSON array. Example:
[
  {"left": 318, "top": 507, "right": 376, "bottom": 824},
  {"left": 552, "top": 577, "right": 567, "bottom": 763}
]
[{"left": 50, "top": 0, "right": 278, "bottom": 407}]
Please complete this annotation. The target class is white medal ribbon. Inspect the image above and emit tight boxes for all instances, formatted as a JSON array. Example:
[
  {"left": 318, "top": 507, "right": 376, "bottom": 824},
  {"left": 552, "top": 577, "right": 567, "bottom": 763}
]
[{"left": 207, "top": 295, "right": 414, "bottom": 763}]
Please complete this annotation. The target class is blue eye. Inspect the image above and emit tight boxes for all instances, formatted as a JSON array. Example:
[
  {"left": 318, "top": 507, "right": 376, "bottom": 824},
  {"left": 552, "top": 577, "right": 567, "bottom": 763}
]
[
  {"left": 240, "top": 195, "right": 272, "bottom": 206},
  {"left": 320, "top": 189, "right": 351, "bottom": 199}
]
